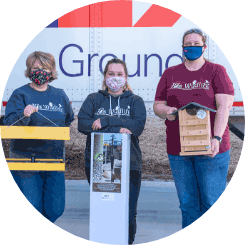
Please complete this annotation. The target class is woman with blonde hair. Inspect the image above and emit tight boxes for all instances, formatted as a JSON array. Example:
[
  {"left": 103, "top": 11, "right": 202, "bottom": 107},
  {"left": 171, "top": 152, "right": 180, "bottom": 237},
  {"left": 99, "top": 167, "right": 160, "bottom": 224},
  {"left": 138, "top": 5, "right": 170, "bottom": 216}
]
[
  {"left": 78, "top": 58, "right": 146, "bottom": 244},
  {"left": 4, "top": 51, "right": 74, "bottom": 222},
  {"left": 153, "top": 28, "right": 234, "bottom": 228}
]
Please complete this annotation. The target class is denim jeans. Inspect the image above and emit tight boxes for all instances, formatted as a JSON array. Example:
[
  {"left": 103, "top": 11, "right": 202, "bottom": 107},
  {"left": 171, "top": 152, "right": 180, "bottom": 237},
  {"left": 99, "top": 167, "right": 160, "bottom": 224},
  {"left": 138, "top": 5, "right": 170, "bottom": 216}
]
[
  {"left": 168, "top": 149, "right": 230, "bottom": 229},
  {"left": 9, "top": 151, "right": 65, "bottom": 223},
  {"left": 85, "top": 167, "right": 141, "bottom": 244}
]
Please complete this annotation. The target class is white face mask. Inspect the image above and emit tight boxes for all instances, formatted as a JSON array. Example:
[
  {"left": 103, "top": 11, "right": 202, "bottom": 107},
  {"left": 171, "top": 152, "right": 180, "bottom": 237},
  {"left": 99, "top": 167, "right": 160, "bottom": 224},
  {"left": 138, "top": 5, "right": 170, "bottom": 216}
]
[{"left": 106, "top": 76, "right": 126, "bottom": 92}]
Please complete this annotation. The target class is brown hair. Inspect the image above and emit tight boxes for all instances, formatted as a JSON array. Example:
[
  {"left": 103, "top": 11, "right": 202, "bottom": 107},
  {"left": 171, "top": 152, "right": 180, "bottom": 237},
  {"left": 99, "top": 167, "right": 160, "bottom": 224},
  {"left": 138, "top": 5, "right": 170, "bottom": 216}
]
[
  {"left": 182, "top": 29, "right": 208, "bottom": 62},
  {"left": 102, "top": 58, "right": 133, "bottom": 92},
  {"left": 182, "top": 29, "right": 207, "bottom": 46},
  {"left": 25, "top": 51, "right": 58, "bottom": 82}
]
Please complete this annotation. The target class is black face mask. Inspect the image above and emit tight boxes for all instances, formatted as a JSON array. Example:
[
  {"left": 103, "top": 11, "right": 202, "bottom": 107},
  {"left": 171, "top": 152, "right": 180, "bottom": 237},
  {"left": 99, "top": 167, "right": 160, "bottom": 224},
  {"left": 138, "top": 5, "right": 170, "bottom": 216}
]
[{"left": 29, "top": 69, "right": 51, "bottom": 85}]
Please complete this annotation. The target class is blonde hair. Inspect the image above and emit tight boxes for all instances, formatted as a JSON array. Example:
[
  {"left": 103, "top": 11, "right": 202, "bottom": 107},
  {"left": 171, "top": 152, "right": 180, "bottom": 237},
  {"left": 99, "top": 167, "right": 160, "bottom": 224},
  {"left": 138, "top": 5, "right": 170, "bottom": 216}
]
[
  {"left": 182, "top": 29, "right": 208, "bottom": 63},
  {"left": 102, "top": 58, "right": 133, "bottom": 92},
  {"left": 182, "top": 29, "right": 207, "bottom": 46},
  {"left": 25, "top": 51, "right": 58, "bottom": 82}
]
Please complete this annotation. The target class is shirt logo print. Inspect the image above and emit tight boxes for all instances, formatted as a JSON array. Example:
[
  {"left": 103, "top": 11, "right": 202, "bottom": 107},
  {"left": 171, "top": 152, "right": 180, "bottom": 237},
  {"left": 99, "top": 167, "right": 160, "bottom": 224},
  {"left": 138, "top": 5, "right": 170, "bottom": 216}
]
[
  {"left": 95, "top": 105, "right": 131, "bottom": 116},
  {"left": 170, "top": 80, "right": 210, "bottom": 90},
  {"left": 32, "top": 102, "right": 63, "bottom": 113}
]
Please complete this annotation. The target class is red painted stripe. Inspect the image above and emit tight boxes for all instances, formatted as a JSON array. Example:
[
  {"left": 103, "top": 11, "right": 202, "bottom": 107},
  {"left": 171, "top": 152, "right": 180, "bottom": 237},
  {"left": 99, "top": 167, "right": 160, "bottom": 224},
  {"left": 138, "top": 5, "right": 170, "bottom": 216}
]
[
  {"left": 1, "top": 101, "right": 243, "bottom": 107},
  {"left": 89, "top": 2, "right": 103, "bottom": 27},
  {"left": 101, "top": 0, "right": 132, "bottom": 27},
  {"left": 134, "top": 4, "right": 181, "bottom": 27},
  {"left": 58, "top": 5, "right": 90, "bottom": 27},
  {"left": 57, "top": 1, "right": 182, "bottom": 28},
  {"left": 233, "top": 102, "right": 243, "bottom": 106},
  {"left": 58, "top": 1, "right": 132, "bottom": 28}
]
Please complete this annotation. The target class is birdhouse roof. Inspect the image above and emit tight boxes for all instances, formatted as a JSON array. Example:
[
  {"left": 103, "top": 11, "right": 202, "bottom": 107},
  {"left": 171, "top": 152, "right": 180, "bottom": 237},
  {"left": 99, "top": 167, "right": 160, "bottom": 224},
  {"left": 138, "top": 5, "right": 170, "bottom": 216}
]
[{"left": 170, "top": 102, "right": 216, "bottom": 115}]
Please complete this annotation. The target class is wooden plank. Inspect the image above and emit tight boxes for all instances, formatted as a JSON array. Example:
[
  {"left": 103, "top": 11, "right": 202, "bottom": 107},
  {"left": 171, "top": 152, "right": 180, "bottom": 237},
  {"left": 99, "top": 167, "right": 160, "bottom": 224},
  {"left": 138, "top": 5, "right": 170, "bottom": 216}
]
[
  {"left": 206, "top": 111, "right": 212, "bottom": 139},
  {"left": 180, "top": 135, "right": 208, "bottom": 141},
  {"left": 180, "top": 129, "right": 209, "bottom": 136},
  {"left": 181, "top": 140, "right": 210, "bottom": 146},
  {"left": 0, "top": 126, "right": 70, "bottom": 140},
  {"left": 181, "top": 120, "right": 208, "bottom": 126},
  {"left": 183, "top": 146, "right": 208, "bottom": 151},
  {"left": 179, "top": 110, "right": 185, "bottom": 125},
  {"left": 7, "top": 162, "right": 65, "bottom": 171},
  {"left": 182, "top": 125, "right": 207, "bottom": 130},
  {"left": 180, "top": 150, "right": 212, "bottom": 156}
]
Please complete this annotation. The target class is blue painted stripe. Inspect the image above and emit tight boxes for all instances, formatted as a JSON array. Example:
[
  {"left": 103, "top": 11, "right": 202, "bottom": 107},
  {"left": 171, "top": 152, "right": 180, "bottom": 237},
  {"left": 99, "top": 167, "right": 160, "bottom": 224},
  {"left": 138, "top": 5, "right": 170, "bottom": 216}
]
[{"left": 46, "top": 19, "right": 58, "bottom": 28}]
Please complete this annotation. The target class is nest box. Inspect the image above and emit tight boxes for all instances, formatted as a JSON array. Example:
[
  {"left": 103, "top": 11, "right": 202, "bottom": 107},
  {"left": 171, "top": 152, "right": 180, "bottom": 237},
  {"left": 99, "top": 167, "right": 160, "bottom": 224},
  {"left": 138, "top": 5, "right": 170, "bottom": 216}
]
[
  {"left": 0, "top": 126, "right": 70, "bottom": 171},
  {"left": 171, "top": 102, "right": 216, "bottom": 156}
]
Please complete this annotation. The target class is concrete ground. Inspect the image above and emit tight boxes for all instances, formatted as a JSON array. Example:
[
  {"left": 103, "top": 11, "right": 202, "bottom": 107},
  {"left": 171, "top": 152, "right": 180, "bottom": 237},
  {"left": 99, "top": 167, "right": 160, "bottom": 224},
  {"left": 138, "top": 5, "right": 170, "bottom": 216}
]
[{"left": 54, "top": 180, "right": 182, "bottom": 244}]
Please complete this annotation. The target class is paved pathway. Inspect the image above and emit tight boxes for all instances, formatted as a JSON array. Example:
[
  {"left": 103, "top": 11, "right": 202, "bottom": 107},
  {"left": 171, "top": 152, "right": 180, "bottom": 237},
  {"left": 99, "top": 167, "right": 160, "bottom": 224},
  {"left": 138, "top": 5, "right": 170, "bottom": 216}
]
[{"left": 55, "top": 180, "right": 182, "bottom": 244}]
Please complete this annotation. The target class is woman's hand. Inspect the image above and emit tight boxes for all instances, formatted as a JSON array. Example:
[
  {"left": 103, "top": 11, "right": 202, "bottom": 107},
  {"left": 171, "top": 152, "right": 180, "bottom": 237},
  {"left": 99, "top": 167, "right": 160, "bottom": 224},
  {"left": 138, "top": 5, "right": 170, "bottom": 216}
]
[
  {"left": 153, "top": 101, "right": 178, "bottom": 120},
  {"left": 92, "top": 118, "right": 102, "bottom": 130},
  {"left": 211, "top": 138, "right": 220, "bottom": 158},
  {"left": 166, "top": 107, "right": 178, "bottom": 121},
  {"left": 120, "top": 128, "right": 132, "bottom": 134},
  {"left": 24, "top": 105, "right": 38, "bottom": 117}
]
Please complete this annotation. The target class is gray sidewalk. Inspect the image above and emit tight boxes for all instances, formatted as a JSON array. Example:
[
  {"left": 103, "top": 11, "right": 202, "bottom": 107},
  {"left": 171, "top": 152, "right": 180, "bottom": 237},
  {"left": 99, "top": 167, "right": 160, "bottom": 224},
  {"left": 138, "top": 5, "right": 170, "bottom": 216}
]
[{"left": 54, "top": 180, "right": 182, "bottom": 244}]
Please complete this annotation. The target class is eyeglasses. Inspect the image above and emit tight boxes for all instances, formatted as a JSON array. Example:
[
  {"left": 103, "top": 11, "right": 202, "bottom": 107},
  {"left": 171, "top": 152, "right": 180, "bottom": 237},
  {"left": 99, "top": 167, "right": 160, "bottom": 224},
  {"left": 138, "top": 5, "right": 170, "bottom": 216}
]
[{"left": 184, "top": 28, "right": 205, "bottom": 37}]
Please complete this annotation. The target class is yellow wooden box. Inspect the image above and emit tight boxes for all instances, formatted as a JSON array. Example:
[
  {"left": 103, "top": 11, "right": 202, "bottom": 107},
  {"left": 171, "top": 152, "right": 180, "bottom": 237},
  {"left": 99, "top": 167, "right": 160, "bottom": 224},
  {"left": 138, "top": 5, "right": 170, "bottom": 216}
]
[
  {"left": 0, "top": 126, "right": 70, "bottom": 171},
  {"left": 0, "top": 126, "right": 70, "bottom": 140}
]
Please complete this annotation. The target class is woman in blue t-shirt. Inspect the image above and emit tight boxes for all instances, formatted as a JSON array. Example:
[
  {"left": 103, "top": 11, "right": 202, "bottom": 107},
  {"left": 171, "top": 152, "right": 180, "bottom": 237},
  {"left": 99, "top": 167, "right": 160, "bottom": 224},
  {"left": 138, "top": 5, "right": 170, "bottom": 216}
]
[{"left": 4, "top": 51, "right": 74, "bottom": 222}]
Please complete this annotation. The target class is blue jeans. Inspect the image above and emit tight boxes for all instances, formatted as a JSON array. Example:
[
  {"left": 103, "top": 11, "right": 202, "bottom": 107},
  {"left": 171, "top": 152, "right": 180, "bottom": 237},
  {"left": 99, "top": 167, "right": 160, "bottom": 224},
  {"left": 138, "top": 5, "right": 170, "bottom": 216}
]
[
  {"left": 168, "top": 149, "right": 230, "bottom": 228},
  {"left": 10, "top": 151, "right": 65, "bottom": 223}
]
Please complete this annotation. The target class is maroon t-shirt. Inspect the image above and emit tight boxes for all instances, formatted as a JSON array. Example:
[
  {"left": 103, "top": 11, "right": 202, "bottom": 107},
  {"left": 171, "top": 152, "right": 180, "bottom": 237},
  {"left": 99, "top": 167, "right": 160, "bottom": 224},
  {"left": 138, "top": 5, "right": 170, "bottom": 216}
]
[{"left": 155, "top": 61, "right": 234, "bottom": 155}]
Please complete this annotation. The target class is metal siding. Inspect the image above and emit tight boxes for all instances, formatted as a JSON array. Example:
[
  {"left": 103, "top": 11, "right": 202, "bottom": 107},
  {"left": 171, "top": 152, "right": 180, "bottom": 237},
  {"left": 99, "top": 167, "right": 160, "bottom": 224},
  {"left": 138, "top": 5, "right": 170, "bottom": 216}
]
[
  {"left": 1, "top": 2, "right": 243, "bottom": 117},
  {"left": 132, "top": 1, "right": 152, "bottom": 26},
  {"left": 2, "top": 28, "right": 90, "bottom": 104}
]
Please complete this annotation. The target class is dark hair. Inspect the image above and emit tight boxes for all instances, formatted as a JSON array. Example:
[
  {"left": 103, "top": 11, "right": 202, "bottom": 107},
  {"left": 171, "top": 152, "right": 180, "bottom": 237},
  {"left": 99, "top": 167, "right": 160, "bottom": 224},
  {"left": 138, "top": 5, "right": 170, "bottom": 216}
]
[
  {"left": 25, "top": 51, "right": 58, "bottom": 82},
  {"left": 102, "top": 58, "right": 133, "bottom": 92}
]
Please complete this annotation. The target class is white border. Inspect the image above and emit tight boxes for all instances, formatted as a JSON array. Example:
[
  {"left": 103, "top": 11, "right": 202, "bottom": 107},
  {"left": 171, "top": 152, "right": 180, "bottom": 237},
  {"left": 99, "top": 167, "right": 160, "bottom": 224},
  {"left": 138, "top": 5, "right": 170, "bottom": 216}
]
[{"left": 1, "top": 1, "right": 244, "bottom": 245}]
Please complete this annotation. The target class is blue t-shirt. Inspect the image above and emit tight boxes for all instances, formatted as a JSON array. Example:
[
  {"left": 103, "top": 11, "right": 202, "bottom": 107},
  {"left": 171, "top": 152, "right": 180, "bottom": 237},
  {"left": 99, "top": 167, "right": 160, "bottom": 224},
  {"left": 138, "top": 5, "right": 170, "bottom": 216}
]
[{"left": 3, "top": 84, "right": 74, "bottom": 159}]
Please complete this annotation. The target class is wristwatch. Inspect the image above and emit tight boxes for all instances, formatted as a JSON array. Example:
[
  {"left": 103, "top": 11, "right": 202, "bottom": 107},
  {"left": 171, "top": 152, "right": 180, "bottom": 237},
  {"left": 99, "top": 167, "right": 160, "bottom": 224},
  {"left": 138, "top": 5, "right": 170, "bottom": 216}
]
[{"left": 213, "top": 136, "right": 222, "bottom": 144}]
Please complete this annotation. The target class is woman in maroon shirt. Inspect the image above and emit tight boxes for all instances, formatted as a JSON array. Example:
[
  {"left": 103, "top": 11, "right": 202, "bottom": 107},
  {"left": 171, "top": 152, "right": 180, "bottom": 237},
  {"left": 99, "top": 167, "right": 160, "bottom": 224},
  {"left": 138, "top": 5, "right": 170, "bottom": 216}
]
[{"left": 153, "top": 29, "right": 234, "bottom": 228}]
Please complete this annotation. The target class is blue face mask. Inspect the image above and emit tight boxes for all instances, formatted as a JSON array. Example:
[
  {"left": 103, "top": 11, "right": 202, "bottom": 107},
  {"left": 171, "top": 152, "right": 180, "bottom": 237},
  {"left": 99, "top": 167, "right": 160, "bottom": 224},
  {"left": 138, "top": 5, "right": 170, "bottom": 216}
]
[{"left": 183, "top": 46, "right": 205, "bottom": 61}]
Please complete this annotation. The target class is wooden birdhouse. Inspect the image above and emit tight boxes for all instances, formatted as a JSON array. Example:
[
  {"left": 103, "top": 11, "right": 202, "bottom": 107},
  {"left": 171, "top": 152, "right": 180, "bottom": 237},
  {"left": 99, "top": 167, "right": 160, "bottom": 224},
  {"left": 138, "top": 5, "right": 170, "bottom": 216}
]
[{"left": 171, "top": 102, "right": 216, "bottom": 156}]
